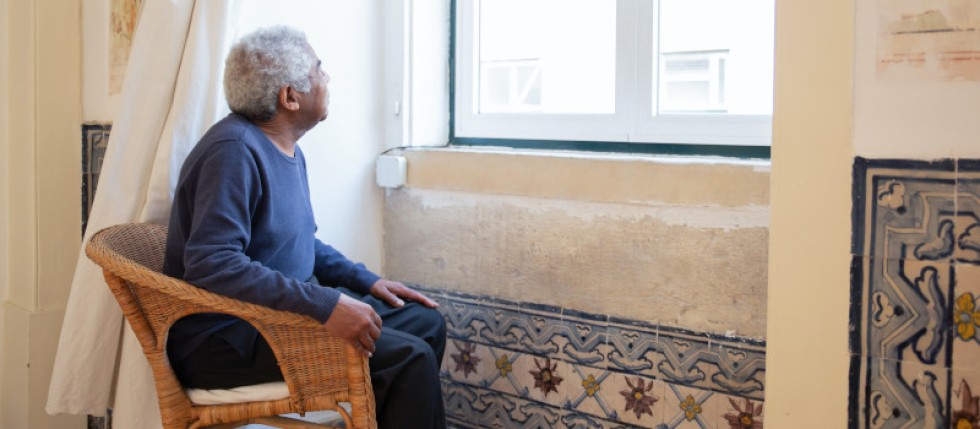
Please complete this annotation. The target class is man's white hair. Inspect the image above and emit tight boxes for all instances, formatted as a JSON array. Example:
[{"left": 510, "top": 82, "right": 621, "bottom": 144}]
[{"left": 224, "top": 26, "right": 316, "bottom": 122}]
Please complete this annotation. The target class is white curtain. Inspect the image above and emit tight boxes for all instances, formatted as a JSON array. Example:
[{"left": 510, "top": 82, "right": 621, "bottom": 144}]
[{"left": 47, "top": 0, "right": 240, "bottom": 427}]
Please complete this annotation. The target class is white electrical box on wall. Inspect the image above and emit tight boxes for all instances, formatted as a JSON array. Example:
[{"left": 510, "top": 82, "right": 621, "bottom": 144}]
[{"left": 375, "top": 155, "right": 407, "bottom": 188}]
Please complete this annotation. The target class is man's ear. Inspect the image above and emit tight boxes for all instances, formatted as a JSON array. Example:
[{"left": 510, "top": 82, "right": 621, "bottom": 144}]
[{"left": 278, "top": 86, "right": 301, "bottom": 112}]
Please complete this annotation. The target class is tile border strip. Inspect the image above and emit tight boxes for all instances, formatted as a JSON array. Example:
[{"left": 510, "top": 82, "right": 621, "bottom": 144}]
[{"left": 414, "top": 284, "right": 766, "bottom": 416}]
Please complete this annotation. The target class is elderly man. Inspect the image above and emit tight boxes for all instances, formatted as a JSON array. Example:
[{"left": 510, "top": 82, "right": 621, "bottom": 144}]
[{"left": 163, "top": 26, "right": 446, "bottom": 428}]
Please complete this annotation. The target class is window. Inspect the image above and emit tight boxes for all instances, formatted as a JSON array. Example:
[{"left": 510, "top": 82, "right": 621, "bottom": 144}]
[
  {"left": 453, "top": 0, "right": 775, "bottom": 150},
  {"left": 480, "top": 59, "right": 542, "bottom": 113},
  {"left": 660, "top": 50, "right": 729, "bottom": 113}
]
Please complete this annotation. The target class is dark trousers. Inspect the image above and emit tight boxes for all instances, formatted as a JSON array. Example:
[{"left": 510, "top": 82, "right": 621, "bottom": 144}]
[{"left": 172, "top": 288, "right": 447, "bottom": 429}]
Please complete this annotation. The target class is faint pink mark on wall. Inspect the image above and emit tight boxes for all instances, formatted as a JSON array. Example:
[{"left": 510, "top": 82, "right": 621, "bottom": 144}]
[
  {"left": 877, "top": 2, "right": 980, "bottom": 81},
  {"left": 109, "top": 0, "right": 144, "bottom": 94}
]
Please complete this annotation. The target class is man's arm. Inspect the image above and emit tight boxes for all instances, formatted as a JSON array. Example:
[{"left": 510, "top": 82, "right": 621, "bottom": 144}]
[
  {"left": 312, "top": 239, "right": 438, "bottom": 309},
  {"left": 312, "top": 240, "right": 380, "bottom": 294},
  {"left": 179, "top": 143, "right": 341, "bottom": 324}
]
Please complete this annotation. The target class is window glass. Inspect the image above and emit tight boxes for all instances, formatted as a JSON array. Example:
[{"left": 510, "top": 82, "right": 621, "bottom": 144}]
[
  {"left": 657, "top": 0, "right": 774, "bottom": 115},
  {"left": 456, "top": 0, "right": 775, "bottom": 148},
  {"left": 478, "top": 0, "right": 616, "bottom": 114}
]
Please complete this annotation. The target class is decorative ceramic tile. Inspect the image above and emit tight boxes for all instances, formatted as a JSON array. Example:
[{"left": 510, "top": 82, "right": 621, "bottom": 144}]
[
  {"left": 444, "top": 381, "right": 629, "bottom": 429},
  {"left": 708, "top": 341, "right": 766, "bottom": 401},
  {"left": 661, "top": 384, "right": 719, "bottom": 429},
  {"left": 564, "top": 364, "right": 617, "bottom": 421},
  {"left": 604, "top": 372, "right": 666, "bottom": 427},
  {"left": 81, "top": 123, "right": 111, "bottom": 235},
  {"left": 849, "top": 255, "right": 866, "bottom": 356},
  {"left": 851, "top": 158, "right": 956, "bottom": 258},
  {"left": 422, "top": 286, "right": 765, "bottom": 428},
  {"left": 519, "top": 354, "right": 574, "bottom": 406},
  {"left": 559, "top": 308, "right": 610, "bottom": 368},
  {"left": 655, "top": 327, "right": 766, "bottom": 401},
  {"left": 717, "top": 395, "right": 764, "bottom": 429},
  {"left": 860, "top": 257, "right": 953, "bottom": 364},
  {"left": 482, "top": 347, "right": 529, "bottom": 397},
  {"left": 950, "top": 366, "right": 980, "bottom": 429},
  {"left": 849, "top": 157, "right": 980, "bottom": 429},
  {"left": 448, "top": 296, "right": 516, "bottom": 346},
  {"left": 87, "top": 413, "right": 111, "bottom": 429},
  {"left": 958, "top": 159, "right": 980, "bottom": 216},
  {"left": 953, "top": 263, "right": 980, "bottom": 372},
  {"left": 867, "top": 358, "right": 949, "bottom": 427},
  {"left": 656, "top": 331, "right": 716, "bottom": 392},
  {"left": 445, "top": 381, "right": 531, "bottom": 428},
  {"left": 607, "top": 317, "right": 660, "bottom": 378},
  {"left": 519, "top": 303, "right": 584, "bottom": 361},
  {"left": 445, "top": 340, "right": 491, "bottom": 384}
]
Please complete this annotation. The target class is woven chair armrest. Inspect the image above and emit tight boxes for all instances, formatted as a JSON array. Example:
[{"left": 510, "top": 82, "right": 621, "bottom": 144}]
[
  {"left": 87, "top": 243, "right": 359, "bottom": 401},
  {"left": 124, "top": 269, "right": 356, "bottom": 393},
  {"left": 133, "top": 269, "right": 361, "bottom": 403},
  {"left": 140, "top": 268, "right": 323, "bottom": 330}
]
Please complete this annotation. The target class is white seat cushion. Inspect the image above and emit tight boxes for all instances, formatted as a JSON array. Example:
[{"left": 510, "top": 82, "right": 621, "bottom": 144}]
[{"left": 186, "top": 381, "right": 289, "bottom": 405}]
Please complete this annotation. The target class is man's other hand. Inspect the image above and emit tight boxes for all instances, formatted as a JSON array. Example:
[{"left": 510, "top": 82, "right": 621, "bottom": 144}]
[
  {"left": 323, "top": 294, "right": 382, "bottom": 357},
  {"left": 370, "top": 279, "right": 439, "bottom": 309}
]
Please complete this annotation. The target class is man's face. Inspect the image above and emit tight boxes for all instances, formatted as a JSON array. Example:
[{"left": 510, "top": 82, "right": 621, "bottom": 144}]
[{"left": 300, "top": 44, "right": 330, "bottom": 126}]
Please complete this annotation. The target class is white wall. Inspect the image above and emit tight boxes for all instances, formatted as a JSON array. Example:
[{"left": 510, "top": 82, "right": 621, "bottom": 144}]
[
  {"left": 853, "top": 0, "right": 980, "bottom": 158},
  {"left": 81, "top": 0, "right": 117, "bottom": 122},
  {"left": 303, "top": 1, "right": 384, "bottom": 271},
  {"left": 236, "top": 0, "right": 386, "bottom": 273}
]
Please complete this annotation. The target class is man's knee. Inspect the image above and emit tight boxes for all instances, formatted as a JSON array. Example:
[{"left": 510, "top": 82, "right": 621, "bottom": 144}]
[
  {"left": 410, "top": 305, "right": 447, "bottom": 359},
  {"left": 420, "top": 306, "right": 447, "bottom": 337},
  {"left": 398, "top": 334, "right": 440, "bottom": 379}
]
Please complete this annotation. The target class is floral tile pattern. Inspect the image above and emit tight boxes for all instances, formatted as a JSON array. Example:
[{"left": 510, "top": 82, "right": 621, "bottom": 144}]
[
  {"left": 662, "top": 384, "right": 718, "bottom": 429},
  {"left": 850, "top": 157, "right": 980, "bottom": 428},
  {"left": 421, "top": 286, "right": 765, "bottom": 428},
  {"left": 616, "top": 374, "right": 665, "bottom": 426},
  {"left": 720, "top": 396, "right": 763, "bottom": 429}
]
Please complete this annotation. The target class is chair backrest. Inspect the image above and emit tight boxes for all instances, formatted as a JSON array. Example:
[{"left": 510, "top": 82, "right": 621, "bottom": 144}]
[
  {"left": 86, "top": 223, "right": 197, "bottom": 427},
  {"left": 86, "top": 223, "right": 175, "bottom": 344},
  {"left": 92, "top": 223, "right": 168, "bottom": 272}
]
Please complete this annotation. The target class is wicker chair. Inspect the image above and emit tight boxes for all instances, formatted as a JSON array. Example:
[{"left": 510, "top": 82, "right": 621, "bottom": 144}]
[{"left": 86, "top": 223, "right": 377, "bottom": 429}]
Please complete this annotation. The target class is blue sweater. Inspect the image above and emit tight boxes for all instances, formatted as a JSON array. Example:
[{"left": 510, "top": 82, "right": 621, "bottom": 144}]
[{"left": 163, "top": 114, "right": 380, "bottom": 361}]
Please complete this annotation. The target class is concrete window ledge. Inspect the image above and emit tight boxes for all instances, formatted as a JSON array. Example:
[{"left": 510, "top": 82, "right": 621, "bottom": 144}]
[{"left": 382, "top": 146, "right": 770, "bottom": 208}]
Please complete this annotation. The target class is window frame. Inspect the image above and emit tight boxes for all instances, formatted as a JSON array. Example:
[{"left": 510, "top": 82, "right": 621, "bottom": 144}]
[{"left": 449, "top": 0, "right": 773, "bottom": 158}]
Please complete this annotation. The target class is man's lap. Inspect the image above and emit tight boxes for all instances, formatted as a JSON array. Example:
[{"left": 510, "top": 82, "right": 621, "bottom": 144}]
[
  {"left": 172, "top": 287, "right": 445, "bottom": 389},
  {"left": 337, "top": 287, "right": 446, "bottom": 359}
]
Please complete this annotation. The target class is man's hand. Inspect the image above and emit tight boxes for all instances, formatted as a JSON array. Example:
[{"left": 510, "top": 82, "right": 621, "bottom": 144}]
[
  {"left": 323, "top": 294, "right": 382, "bottom": 357},
  {"left": 370, "top": 279, "right": 439, "bottom": 309}
]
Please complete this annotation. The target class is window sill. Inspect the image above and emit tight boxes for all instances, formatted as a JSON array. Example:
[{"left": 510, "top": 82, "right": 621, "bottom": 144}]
[{"left": 384, "top": 146, "right": 770, "bottom": 208}]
